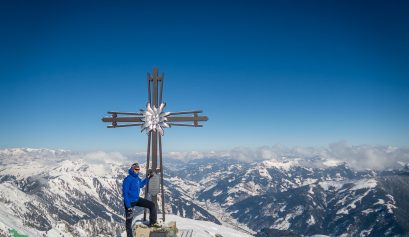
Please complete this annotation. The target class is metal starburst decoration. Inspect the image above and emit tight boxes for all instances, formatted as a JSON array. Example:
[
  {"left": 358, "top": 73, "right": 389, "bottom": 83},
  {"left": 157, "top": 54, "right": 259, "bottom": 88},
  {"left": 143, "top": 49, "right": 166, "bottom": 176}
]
[{"left": 141, "top": 102, "right": 170, "bottom": 136}]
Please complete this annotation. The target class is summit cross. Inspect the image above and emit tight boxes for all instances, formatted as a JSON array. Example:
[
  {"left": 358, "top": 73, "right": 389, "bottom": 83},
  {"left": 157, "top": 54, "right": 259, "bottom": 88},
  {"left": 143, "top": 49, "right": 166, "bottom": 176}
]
[{"left": 101, "top": 68, "right": 208, "bottom": 222}]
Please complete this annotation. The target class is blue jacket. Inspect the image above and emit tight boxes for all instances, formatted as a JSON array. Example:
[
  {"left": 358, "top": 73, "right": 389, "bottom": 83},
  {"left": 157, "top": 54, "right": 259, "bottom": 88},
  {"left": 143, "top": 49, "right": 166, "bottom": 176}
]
[{"left": 123, "top": 168, "right": 149, "bottom": 209}]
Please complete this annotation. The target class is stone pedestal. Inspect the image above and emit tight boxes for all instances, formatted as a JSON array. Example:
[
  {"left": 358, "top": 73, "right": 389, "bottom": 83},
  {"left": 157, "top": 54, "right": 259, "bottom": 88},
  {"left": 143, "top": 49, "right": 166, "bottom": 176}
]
[{"left": 134, "top": 221, "right": 178, "bottom": 237}]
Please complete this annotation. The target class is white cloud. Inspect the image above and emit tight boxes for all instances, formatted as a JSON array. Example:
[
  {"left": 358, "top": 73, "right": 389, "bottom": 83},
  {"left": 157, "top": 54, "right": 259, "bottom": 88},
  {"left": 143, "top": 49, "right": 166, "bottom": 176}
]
[
  {"left": 82, "top": 151, "right": 127, "bottom": 164},
  {"left": 2, "top": 143, "right": 409, "bottom": 171},
  {"left": 164, "top": 150, "right": 229, "bottom": 161},
  {"left": 325, "top": 141, "right": 409, "bottom": 170},
  {"left": 159, "top": 142, "right": 409, "bottom": 170},
  {"left": 257, "top": 146, "right": 279, "bottom": 160},
  {"left": 230, "top": 146, "right": 257, "bottom": 162}
]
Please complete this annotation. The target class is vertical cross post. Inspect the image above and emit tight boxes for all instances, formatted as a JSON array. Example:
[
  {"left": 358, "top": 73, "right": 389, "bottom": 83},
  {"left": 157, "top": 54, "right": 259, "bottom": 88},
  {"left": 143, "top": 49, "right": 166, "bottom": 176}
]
[{"left": 143, "top": 68, "right": 164, "bottom": 221}]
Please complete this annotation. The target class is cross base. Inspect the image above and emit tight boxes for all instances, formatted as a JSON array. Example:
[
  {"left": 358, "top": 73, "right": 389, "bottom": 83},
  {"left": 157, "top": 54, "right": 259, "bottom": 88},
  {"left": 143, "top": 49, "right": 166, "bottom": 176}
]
[{"left": 133, "top": 220, "right": 193, "bottom": 237}]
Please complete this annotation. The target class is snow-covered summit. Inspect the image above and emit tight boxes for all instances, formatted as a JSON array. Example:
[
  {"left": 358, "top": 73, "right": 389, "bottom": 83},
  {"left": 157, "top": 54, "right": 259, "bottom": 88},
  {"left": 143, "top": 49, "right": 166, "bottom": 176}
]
[
  {"left": 123, "top": 214, "right": 253, "bottom": 237},
  {"left": 261, "top": 158, "right": 298, "bottom": 171}
]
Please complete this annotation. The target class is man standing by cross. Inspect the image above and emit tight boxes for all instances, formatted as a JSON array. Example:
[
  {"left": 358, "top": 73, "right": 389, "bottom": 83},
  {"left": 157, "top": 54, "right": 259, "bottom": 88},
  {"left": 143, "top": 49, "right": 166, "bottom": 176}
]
[
  {"left": 102, "top": 68, "right": 208, "bottom": 233},
  {"left": 123, "top": 162, "right": 158, "bottom": 237}
]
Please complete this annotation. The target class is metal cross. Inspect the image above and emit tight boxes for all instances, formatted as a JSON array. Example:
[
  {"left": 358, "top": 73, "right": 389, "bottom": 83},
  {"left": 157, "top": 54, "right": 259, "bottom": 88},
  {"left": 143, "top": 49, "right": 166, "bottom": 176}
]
[{"left": 101, "top": 68, "right": 208, "bottom": 222}]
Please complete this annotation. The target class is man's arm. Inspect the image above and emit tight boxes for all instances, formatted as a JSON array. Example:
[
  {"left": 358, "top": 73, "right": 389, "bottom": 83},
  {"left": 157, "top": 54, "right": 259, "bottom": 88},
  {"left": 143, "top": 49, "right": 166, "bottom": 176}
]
[
  {"left": 140, "top": 177, "right": 149, "bottom": 188},
  {"left": 122, "top": 177, "right": 131, "bottom": 209}
]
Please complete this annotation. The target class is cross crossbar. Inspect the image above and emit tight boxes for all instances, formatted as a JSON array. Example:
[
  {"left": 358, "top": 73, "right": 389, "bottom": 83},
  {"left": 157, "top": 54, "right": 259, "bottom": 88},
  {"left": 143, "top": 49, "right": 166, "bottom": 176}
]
[{"left": 102, "top": 115, "right": 208, "bottom": 126}]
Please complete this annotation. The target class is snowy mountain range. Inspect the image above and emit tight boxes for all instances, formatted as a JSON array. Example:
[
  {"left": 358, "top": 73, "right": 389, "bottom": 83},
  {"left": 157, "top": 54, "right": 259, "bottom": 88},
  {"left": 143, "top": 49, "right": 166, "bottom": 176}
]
[
  {"left": 0, "top": 146, "right": 409, "bottom": 236},
  {"left": 0, "top": 148, "right": 247, "bottom": 237}
]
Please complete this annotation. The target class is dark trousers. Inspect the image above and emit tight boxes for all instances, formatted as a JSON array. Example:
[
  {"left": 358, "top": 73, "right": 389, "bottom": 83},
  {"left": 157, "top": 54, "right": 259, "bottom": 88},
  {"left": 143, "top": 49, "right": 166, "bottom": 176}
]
[{"left": 125, "top": 198, "right": 157, "bottom": 237}]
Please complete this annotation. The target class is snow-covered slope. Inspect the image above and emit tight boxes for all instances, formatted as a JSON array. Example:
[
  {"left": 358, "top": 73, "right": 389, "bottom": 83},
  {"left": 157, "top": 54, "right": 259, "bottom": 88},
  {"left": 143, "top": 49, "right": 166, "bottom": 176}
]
[{"left": 170, "top": 154, "right": 409, "bottom": 236}]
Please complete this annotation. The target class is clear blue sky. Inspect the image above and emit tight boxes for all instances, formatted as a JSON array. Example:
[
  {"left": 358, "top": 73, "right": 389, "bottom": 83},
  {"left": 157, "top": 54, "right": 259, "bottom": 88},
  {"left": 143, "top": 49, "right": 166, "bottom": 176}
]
[{"left": 1, "top": 0, "right": 408, "bottom": 153}]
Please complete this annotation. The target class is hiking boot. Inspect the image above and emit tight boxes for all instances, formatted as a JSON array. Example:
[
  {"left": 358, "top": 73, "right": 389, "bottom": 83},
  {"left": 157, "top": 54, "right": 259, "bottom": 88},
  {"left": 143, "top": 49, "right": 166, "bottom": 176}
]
[{"left": 148, "top": 222, "right": 161, "bottom": 228}]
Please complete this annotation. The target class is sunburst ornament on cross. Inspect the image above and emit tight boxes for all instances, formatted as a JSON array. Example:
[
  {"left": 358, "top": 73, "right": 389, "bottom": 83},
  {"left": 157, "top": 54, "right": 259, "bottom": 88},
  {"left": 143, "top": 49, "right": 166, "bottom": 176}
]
[
  {"left": 141, "top": 102, "right": 170, "bottom": 136},
  {"left": 101, "top": 68, "right": 208, "bottom": 222}
]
